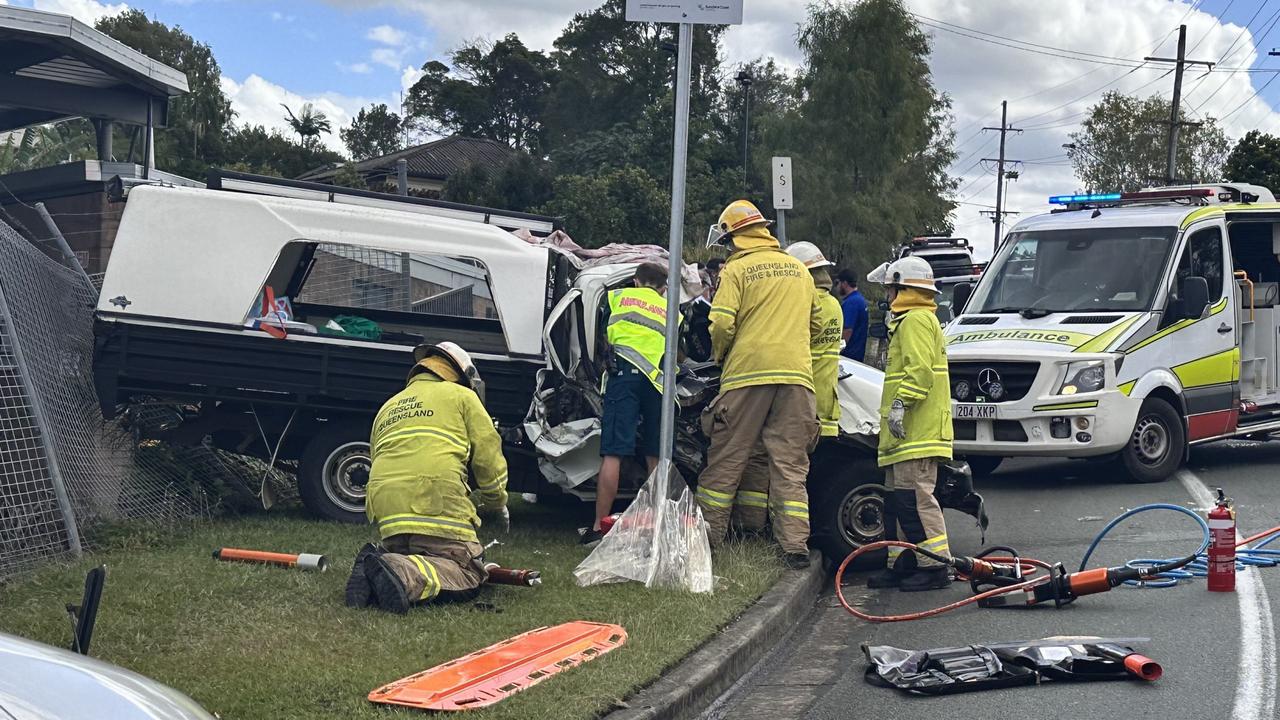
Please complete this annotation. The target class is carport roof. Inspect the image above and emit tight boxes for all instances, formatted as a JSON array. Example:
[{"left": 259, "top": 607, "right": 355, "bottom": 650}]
[{"left": 0, "top": 5, "right": 188, "bottom": 132}]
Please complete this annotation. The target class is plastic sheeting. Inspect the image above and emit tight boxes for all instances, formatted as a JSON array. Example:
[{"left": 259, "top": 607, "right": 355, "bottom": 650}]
[{"left": 573, "top": 461, "right": 713, "bottom": 593}]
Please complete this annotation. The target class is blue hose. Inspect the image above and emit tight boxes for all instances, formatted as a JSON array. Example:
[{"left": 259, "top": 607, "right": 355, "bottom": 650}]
[{"left": 1078, "top": 502, "right": 1280, "bottom": 588}]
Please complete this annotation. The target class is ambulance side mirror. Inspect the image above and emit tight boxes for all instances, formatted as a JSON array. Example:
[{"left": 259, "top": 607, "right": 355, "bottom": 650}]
[
  {"left": 1179, "top": 276, "right": 1209, "bottom": 320},
  {"left": 952, "top": 282, "right": 974, "bottom": 314}
]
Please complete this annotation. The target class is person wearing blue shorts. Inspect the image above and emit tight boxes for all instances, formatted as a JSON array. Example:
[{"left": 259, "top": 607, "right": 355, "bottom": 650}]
[{"left": 582, "top": 262, "right": 673, "bottom": 546}]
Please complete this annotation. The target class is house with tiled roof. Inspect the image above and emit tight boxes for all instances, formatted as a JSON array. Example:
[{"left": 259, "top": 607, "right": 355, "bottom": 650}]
[{"left": 297, "top": 135, "right": 515, "bottom": 194}]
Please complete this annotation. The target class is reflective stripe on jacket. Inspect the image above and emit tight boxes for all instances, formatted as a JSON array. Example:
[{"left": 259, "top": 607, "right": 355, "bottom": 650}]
[
  {"left": 812, "top": 288, "right": 843, "bottom": 436},
  {"left": 366, "top": 373, "right": 509, "bottom": 543},
  {"left": 878, "top": 308, "right": 953, "bottom": 466},
  {"left": 607, "top": 286, "right": 669, "bottom": 391},
  {"left": 710, "top": 240, "right": 823, "bottom": 393}
]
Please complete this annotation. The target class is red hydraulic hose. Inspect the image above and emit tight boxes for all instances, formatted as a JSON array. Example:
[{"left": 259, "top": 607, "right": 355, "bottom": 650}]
[{"left": 834, "top": 540, "right": 1054, "bottom": 623}]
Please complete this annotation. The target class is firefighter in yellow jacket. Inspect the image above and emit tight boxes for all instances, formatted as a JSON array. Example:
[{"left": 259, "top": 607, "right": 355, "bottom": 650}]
[
  {"left": 865, "top": 256, "right": 953, "bottom": 592},
  {"left": 698, "top": 200, "right": 822, "bottom": 569},
  {"left": 345, "top": 342, "right": 509, "bottom": 614},
  {"left": 731, "top": 241, "right": 842, "bottom": 535}
]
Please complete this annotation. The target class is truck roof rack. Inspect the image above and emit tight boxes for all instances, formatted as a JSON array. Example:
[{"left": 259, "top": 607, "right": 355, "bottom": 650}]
[{"left": 205, "top": 169, "right": 561, "bottom": 236}]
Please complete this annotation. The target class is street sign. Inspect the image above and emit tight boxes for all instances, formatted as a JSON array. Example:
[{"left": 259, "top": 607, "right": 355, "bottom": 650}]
[
  {"left": 772, "top": 156, "right": 793, "bottom": 210},
  {"left": 625, "top": 0, "right": 743, "bottom": 25}
]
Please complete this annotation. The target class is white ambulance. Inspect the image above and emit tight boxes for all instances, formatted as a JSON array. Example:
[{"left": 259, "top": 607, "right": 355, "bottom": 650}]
[{"left": 947, "top": 184, "right": 1280, "bottom": 482}]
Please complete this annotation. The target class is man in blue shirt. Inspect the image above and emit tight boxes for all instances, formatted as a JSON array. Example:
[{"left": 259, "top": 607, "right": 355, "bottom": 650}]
[{"left": 836, "top": 269, "right": 868, "bottom": 362}]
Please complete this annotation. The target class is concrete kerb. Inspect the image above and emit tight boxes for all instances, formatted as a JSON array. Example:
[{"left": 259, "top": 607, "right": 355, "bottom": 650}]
[{"left": 603, "top": 551, "right": 825, "bottom": 720}]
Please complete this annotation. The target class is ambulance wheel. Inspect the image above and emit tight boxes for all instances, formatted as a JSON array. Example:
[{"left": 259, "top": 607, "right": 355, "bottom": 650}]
[
  {"left": 299, "top": 422, "right": 370, "bottom": 524},
  {"left": 963, "top": 455, "right": 1003, "bottom": 478},
  {"left": 1120, "top": 397, "right": 1183, "bottom": 484},
  {"left": 808, "top": 451, "right": 886, "bottom": 570}
]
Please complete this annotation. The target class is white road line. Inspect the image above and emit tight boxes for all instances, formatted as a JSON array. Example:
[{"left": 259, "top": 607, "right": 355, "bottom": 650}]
[{"left": 1177, "top": 468, "right": 1277, "bottom": 720}]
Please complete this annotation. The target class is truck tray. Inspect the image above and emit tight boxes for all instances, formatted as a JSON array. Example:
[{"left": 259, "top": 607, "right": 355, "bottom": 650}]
[{"left": 367, "top": 621, "right": 627, "bottom": 711}]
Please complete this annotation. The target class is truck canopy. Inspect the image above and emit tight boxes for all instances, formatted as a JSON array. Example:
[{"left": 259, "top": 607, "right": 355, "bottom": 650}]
[{"left": 97, "top": 185, "right": 552, "bottom": 356}]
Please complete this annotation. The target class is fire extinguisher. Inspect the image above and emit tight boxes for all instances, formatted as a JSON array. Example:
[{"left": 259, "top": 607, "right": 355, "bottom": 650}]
[{"left": 1207, "top": 488, "right": 1236, "bottom": 593}]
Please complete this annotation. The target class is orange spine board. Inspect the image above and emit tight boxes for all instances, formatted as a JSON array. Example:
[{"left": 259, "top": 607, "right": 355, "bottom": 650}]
[{"left": 368, "top": 621, "right": 627, "bottom": 711}]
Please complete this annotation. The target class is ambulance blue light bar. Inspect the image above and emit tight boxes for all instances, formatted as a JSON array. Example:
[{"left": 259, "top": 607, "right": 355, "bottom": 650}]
[{"left": 1048, "top": 193, "right": 1121, "bottom": 204}]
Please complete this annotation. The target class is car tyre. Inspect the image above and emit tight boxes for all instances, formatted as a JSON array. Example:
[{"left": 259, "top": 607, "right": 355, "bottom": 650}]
[
  {"left": 963, "top": 455, "right": 1003, "bottom": 478},
  {"left": 299, "top": 421, "right": 371, "bottom": 523},
  {"left": 807, "top": 449, "right": 886, "bottom": 570},
  {"left": 1119, "top": 397, "right": 1183, "bottom": 484}
]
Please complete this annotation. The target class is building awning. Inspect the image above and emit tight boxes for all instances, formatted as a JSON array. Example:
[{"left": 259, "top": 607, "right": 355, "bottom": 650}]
[{"left": 0, "top": 5, "right": 188, "bottom": 132}]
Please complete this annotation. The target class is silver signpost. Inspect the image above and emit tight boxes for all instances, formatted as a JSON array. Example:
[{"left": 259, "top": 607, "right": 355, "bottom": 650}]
[
  {"left": 772, "top": 156, "right": 793, "bottom": 246},
  {"left": 625, "top": 0, "right": 744, "bottom": 477}
]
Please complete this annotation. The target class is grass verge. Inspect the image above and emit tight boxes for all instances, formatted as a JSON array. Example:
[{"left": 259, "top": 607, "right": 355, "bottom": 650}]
[{"left": 0, "top": 500, "right": 783, "bottom": 719}]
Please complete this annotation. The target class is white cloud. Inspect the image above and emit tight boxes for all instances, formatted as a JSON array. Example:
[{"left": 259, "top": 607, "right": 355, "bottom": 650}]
[
  {"left": 221, "top": 74, "right": 388, "bottom": 155},
  {"left": 370, "top": 46, "right": 404, "bottom": 70},
  {"left": 31, "top": 0, "right": 127, "bottom": 23},
  {"left": 367, "top": 24, "right": 408, "bottom": 46},
  {"left": 270, "top": 11, "right": 295, "bottom": 23},
  {"left": 337, "top": 61, "right": 372, "bottom": 74},
  {"left": 400, "top": 64, "right": 425, "bottom": 92}
]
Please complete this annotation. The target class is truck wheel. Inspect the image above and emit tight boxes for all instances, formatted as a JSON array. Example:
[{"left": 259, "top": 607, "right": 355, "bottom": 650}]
[
  {"left": 808, "top": 452, "right": 886, "bottom": 570},
  {"left": 1120, "top": 397, "right": 1183, "bottom": 484},
  {"left": 298, "top": 423, "right": 370, "bottom": 523},
  {"left": 963, "top": 455, "right": 1003, "bottom": 478}
]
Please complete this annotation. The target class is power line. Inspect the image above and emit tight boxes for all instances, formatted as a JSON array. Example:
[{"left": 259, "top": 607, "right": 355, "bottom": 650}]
[
  {"left": 1190, "top": 3, "right": 1280, "bottom": 112},
  {"left": 1220, "top": 70, "right": 1280, "bottom": 121},
  {"left": 910, "top": 12, "right": 1151, "bottom": 66}
]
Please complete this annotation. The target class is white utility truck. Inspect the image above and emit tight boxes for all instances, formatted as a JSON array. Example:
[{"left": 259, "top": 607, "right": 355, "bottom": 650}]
[
  {"left": 946, "top": 183, "right": 1280, "bottom": 482},
  {"left": 92, "top": 172, "right": 986, "bottom": 561}
]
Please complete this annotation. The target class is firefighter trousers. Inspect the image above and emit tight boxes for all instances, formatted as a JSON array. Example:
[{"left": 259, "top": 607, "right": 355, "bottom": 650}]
[
  {"left": 378, "top": 534, "right": 488, "bottom": 604},
  {"left": 882, "top": 458, "right": 949, "bottom": 569},
  {"left": 731, "top": 448, "right": 770, "bottom": 532},
  {"left": 698, "top": 384, "right": 818, "bottom": 555}
]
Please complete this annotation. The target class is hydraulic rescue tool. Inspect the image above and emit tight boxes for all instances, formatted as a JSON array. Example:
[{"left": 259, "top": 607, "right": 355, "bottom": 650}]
[{"left": 840, "top": 492, "right": 1280, "bottom": 622}]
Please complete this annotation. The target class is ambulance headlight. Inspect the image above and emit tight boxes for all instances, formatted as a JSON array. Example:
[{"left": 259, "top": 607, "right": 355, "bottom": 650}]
[{"left": 1058, "top": 360, "right": 1105, "bottom": 395}]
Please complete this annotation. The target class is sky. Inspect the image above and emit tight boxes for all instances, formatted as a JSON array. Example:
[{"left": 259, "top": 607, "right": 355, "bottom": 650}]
[{"left": 6, "top": 0, "right": 1280, "bottom": 257}]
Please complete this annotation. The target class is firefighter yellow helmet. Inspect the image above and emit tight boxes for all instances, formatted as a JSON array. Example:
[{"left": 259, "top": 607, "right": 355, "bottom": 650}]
[{"left": 713, "top": 200, "right": 771, "bottom": 245}]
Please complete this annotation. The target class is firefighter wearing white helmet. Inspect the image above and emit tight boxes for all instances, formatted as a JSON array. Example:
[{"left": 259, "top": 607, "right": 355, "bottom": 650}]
[
  {"left": 345, "top": 341, "right": 509, "bottom": 613},
  {"left": 731, "top": 241, "right": 844, "bottom": 534},
  {"left": 699, "top": 200, "right": 823, "bottom": 569},
  {"left": 865, "top": 254, "right": 953, "bottom": 592}
]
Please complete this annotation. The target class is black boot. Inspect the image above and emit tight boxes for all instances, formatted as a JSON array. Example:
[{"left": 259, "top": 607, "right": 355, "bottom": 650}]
[
  {"left": 899, "top": 566, "right": 950, "bottom": 592},
  {"left": 783, "top": 552, "right": 811, "bottom": 570},
  {"left": 344, "top": 543, "right": 381, "bottom": 608},
  {"left": 364, "top": 554, "right": 411, "bottom": 614},
  {"left": 866, "top": 569, "right": 905, "bottom": 588}
]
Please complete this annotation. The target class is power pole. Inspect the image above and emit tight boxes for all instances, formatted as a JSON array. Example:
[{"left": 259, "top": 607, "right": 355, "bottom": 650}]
[
  {"left": 1144, "top": 25, "right": 1214, "bottom": 184},
  {"left": 982, "top": 100, "right": 1022, "bottom": 248}
]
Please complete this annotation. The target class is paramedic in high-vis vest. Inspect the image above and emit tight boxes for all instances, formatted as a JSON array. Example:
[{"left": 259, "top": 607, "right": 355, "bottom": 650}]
[
  {"left": 582, "top": 262, "right": 675, "bottom": 547},
  {"left": 698, "top": 200, "right": 823, "bottom": 570},
  {"left": 866, "top": 256, "right": 954, "bottom": 592},
  {"left": 731, "top": 241, "right": 843, "bottom": 535},
  {"left": 344, "top": 342, "right": 509, "bottom": 614}
]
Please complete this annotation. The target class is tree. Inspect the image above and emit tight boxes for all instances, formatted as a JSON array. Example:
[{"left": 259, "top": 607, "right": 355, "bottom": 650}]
[
  {"left": 331, "top": 162, "right": 368, "bottom": 190},
  {"left": 0, "top": 121, "right": 96, "bottom": 174},
  {"left": 96, "top": 10, "right": 234, "bottom": 179},
  {"left": 442, "top": 153, "right": 554, "bottom": 213},
  {"left": 282, "top": 103, "right": 333, "bottom": 151},
  {"left": 341, "top": 104, "right": 403, "bottom": 160},
  {"left": 779, "top": 0, "right": 956, "bottom": 264},
  {"left": 405, "top": 35, "right": 553, "bottom": 152},
  {"left": 223, "top": 124, "right": 345, "bottom": 179},
  {"left": 1068, "top": 91, "right": 1230, "bottom": 192},
  {"left": 544, "top": 0, "right": 724, "bottom": 148},
  {"left": 1223, "top": 131, "right": 1280, "bottom": 192},
  {"left": 537, "top": 166, "right": 669, "bottom": 247}
]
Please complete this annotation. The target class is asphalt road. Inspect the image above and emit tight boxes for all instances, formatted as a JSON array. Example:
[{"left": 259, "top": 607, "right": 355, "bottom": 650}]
[{"left": 704, "top": 442, "right": 1280, "bottom": 720}]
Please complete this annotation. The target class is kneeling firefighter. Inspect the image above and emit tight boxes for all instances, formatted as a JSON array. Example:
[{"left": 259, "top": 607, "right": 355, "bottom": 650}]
[
  {"left": 866, "top": 256, "right": 954, "bottom": 592},
  {"left": 344, "top": 342, "right": 509, "bottom": 614}
]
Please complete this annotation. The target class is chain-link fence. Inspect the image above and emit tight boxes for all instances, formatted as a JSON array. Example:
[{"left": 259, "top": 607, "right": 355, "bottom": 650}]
[{"left": 0, "top": 218, "right": 294, "bottom": 578}]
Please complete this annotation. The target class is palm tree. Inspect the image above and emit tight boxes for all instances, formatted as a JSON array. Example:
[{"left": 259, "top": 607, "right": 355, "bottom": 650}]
[{"left": 281, "top": 103, "right": 332, "bottom": 151}]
